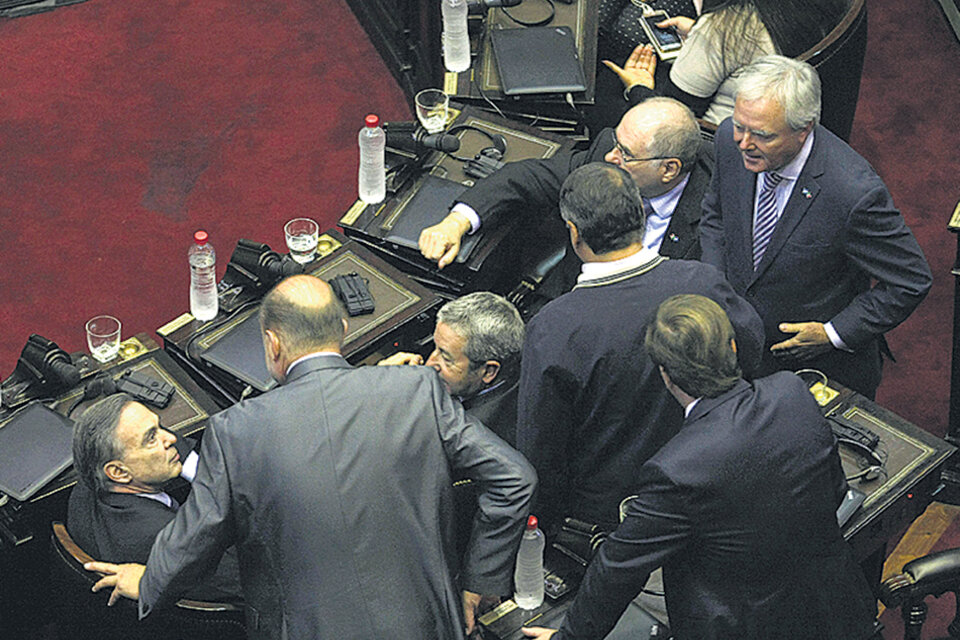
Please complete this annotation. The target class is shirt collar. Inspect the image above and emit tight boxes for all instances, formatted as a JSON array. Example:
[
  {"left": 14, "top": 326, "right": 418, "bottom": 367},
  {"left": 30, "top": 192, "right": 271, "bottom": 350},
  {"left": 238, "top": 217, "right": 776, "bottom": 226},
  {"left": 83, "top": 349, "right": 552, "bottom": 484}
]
[
  {"left": 770, "top": 130, "right": 815, "bottom": 181},
  {"left": 136, "top": 491, "right": 175, "bottom": 509},
  {"left": 647, "top": 173, "right": 690, "bottom": 219},
  {"left": 285, "top": 351, "right": 342, "bottom": 377},
  {"left": 684, "top": 398, "right": 701, "bottom": 418},
  {"left": 578, "top": 246, "right": 661, "bottom": 284}
]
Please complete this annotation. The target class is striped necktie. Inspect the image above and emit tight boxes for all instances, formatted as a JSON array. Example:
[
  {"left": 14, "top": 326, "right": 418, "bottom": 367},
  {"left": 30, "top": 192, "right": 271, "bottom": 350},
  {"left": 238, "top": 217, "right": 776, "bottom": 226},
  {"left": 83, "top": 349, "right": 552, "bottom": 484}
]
[{"left": 752, "top": 171, "right": 784, "bottom": 269}]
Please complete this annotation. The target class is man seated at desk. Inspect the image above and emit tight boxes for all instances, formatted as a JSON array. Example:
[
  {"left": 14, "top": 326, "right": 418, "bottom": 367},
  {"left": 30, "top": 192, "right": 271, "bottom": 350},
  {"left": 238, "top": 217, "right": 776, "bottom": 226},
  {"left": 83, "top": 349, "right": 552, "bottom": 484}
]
[
  {"left": 68, "top": 394, "right": 241, "bottom": 603},
  {"left": 419, "top": 97, "right": 712, "bottom": 290},
  {"left": 522, "top": 295, "right": 877, "bottom": 640},
  {"left": 379, "top": 291, "right": 524, "bottom": 445}
]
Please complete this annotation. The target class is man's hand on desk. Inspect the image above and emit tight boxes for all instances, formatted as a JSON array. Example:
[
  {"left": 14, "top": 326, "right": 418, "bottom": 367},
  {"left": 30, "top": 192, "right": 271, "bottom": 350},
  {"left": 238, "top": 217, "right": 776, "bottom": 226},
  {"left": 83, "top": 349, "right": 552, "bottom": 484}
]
[
  {"left": 419, "top": 211, "right": 472, "bottom": 269},
  {"left": 462, "top": 590, "right": 501, "bottom": 636},
  {"left": 85, "top": 561, "right": 145, "bottom": 605},
  {"left": 376, "top": 352, "right": 424, "bottom": 366},
  {"left": 770, "top": 321, "right": 834, "bottom": 361},
  {"left": 521, "top": 627, "right": 559, "bottom": 639}
]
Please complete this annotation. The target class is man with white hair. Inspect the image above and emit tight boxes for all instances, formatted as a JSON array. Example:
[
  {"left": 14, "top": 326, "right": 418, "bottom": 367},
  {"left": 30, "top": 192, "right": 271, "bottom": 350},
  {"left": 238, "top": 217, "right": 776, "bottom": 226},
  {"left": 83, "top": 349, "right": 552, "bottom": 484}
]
[{"left": 699, "top": 55, "right": 931, "bottom": 398}]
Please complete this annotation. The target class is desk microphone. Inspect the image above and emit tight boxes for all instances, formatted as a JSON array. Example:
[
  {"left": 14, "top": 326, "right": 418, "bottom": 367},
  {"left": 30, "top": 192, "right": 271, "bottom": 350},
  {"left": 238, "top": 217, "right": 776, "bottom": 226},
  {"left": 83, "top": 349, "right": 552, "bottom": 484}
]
[
  {"left": 468, "top": 0, "right": 522, "bottom": 12},
  {"left": 384, "top": 122, "right": 461, "bottom": 154}
]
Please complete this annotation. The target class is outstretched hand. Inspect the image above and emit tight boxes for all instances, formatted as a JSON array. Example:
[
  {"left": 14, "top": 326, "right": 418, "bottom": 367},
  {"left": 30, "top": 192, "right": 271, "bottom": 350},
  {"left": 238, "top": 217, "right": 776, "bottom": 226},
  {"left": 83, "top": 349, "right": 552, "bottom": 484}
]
[
  {"left": 85, "top": 561, "right": 146, "bottom": 606},
  {"left": 419, "top": 211, "right": 472, "bottom": 269},
  {"left": 602, "top": 44, "right": 657, "bottom": 91}
]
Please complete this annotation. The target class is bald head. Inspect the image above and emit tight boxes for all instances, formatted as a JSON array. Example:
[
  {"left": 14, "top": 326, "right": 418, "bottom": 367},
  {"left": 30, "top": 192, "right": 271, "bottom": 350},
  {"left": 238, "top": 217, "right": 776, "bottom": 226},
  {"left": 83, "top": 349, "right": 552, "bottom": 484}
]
[
  {"left": 260, "top": 275, "right": 347, "bottom": 364},
  {"left": 606, "top": 97, "right": 702, "bottom": 197}
]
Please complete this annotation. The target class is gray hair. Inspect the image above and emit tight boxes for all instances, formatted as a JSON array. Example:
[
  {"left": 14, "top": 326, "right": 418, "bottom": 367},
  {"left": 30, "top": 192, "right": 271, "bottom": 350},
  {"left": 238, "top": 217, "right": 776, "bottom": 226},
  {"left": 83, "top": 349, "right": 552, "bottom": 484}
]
[
  {"left": 736, "top": 55, "right": 821, "bottom": 130},
  {"left": 436, "top": 292, "right": 524, "bottom": 372},
  {"left": 640, "top": 97, "right": 702, "bottom": 173},
  {"left": 72, "top": 393, "right": 133, "bottom": 492}
]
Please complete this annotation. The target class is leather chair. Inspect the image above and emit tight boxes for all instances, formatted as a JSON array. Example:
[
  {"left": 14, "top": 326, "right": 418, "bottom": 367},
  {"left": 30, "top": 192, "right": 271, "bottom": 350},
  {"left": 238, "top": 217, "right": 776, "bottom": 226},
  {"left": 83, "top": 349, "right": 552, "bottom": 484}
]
[
  {"left": 880, "top": 548, "right": 960, "bottom": 640},
  {"left": 49, "top": 521, "right": 245, "bottom": 640},
  {"left": 797, "top": 0, "right": 868, "bottom": 142}
]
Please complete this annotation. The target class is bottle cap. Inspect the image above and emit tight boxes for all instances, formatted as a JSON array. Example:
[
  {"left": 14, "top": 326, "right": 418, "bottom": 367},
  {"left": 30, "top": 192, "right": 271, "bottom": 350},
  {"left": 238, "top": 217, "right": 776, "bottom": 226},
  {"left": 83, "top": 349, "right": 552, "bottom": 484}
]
[
  {"left": 364, "top": 114, "right": 380, "bottom": 128},
  {"left": 526, "top": 515, "right": 538, "bottom": 530},
  {"left": 194, "top": 230, "right": 209, "bottom": 244}
]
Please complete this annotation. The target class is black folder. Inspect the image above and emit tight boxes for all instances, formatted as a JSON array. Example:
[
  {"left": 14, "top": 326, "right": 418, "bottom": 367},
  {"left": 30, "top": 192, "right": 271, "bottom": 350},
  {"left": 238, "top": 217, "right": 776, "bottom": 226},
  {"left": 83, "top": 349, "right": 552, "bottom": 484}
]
[
  {"left": 384, "top": 174, "right": 481, "bottom": 263},
  {"left": 490, "top": 26, "right": 587, "bottom": 96},
  {"left": 0, "top": 403, "right": 74, "bottom": 502},
  {"left": 200, "top": 312, "right": 278, "bottom": 394}
]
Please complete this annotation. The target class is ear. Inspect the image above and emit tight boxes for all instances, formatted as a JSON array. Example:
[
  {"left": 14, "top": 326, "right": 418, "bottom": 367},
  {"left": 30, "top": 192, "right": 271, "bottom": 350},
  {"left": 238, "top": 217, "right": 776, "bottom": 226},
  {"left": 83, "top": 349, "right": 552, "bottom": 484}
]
[
  {"left": 480, "top": 360, "right": 501, "bottom": 385},
  {"left": 103, "top": 460, "right": 131, "bottom": 485},
  {"left": 658, "top": 365, "right": 672, "bottom": 389},
  {"left": 565, "top": 220, "right": 581, "bottom": 248},
  {"left": 264, "top": 329, "right": 282, "bottom": 363},
  {"left": 660, "top": 158, "right": 682, "bottom": 182},
  {"left": 341, "top": 318, "right": 349, "bottom": 335},
  {"left": 731, "top": 338, "right": 738, "bottom": 354}
]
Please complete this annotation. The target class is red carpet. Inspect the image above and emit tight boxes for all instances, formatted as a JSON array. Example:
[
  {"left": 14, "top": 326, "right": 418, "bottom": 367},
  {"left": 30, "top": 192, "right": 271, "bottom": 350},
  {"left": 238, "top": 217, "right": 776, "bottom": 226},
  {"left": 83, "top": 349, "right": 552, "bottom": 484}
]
[{"left": 0, "top": 0, "right": 410, "bottom": 372}]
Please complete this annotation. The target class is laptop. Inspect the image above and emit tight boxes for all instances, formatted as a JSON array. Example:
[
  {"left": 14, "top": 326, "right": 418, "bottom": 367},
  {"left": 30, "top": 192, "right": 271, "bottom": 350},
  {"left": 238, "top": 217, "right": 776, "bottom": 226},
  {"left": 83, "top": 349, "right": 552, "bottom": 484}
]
[
  {"left": 384, "top": 174, "right": 482, "bottom": 263},
  {"left": 200, "top": 311, "right": 278, "bottom": 394},
  {"left": 490, "top": 25, "right": 587, "bottom": 96},
  {"left": 0, "top": 403, "right": 75, "bottom": 502}
]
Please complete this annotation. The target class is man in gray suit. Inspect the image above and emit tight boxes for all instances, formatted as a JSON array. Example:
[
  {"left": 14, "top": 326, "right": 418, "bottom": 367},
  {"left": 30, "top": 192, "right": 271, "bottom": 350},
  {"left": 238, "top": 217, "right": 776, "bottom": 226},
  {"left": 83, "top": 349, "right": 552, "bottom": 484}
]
[{"left": 86, "top": 275, "right": 537, "bottom": 639}]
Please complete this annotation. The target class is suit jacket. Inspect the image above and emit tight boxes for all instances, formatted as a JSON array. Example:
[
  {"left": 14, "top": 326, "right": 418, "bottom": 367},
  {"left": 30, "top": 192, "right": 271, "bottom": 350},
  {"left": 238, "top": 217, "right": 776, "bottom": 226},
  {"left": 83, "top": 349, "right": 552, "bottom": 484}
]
[
  {"left": 462, "top": 371, "right": 519, "bottom": 447},
  {"left": 138, "top": 355, "right": 536, "bottom": 640},
  {"left": 517, "top": 255, "right": 764, "bottom": 531},
  {"left": 555, "top": 374, "right": 877, "bottom": 640},
  {"left": 699, "top": 120, "right": 932, "bottom": 397},
  {"left": 458, "top": 129, "right": 714, "bottom": 261}
]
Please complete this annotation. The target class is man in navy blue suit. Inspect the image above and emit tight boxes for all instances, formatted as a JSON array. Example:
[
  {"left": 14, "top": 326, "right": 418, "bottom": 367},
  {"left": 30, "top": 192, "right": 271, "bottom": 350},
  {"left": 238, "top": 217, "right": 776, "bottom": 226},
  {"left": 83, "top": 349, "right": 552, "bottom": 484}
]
[
  {"left": 699, "top": 55, "right": 932, "bottom": 398},
  {"left": 523, "top": 294, "right": 877, "bottom": 640}
]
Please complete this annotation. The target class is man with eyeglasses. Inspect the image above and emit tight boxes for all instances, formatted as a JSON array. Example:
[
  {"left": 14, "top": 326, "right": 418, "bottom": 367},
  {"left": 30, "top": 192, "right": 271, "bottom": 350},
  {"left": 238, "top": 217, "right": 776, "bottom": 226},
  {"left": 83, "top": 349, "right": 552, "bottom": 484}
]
[
  {"left": 418, "top": 97, "right": 712, "bottom": 280},
  {"left": 699, "top": 55, "right": 932, "bottom": 399}
]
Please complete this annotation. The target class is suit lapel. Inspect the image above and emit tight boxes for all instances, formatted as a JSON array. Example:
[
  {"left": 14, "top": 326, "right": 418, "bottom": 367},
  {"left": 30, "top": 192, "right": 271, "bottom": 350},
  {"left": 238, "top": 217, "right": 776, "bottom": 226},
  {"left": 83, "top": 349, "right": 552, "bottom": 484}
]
[
  {"left": 663, "top": 162, "right": 708, "bottom": 258},
  {"left": 731, "top": 164, "right": 758, "bottom": 288},
  {"left": 749, "top": 131, "right": 825, "bottom": 285}
]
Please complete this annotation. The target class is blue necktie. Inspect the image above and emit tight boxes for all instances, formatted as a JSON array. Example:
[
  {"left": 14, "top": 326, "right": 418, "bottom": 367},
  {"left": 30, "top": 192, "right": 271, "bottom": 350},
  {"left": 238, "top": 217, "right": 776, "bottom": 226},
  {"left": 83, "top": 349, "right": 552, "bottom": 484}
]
[{"left": 752, "top": 172, "right": 784, "bottom": 269}]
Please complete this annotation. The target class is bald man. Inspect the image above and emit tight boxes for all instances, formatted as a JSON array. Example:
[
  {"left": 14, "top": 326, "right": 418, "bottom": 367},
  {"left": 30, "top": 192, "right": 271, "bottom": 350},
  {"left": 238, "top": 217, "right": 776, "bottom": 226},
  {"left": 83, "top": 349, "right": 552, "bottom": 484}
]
[
  {"left": 419, "top": 97, "right": 713, "bottom": 275},
  {"left": 86, "top": 275, "right": 536, "bottom": 640}
]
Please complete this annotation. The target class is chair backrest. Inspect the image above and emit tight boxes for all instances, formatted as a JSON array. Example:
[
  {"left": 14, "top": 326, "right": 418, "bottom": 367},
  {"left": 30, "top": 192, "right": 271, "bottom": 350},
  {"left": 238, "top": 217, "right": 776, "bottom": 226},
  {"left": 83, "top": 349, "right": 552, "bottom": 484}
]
[
  {"left": 49, "top": 521, "right": 246, "bottom": 640},
  {"left": 798, "top": 0, "right": 869, "bottom": 141}
]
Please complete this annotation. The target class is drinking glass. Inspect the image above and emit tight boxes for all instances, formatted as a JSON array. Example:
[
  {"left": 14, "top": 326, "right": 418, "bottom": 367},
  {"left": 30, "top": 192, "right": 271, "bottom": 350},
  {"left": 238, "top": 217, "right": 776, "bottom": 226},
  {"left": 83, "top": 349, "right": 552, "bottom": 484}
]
[
  {"left": 86, "top": 315, "right": 121, "bottom": 363},
  {"left": 285, "top": 218, "right": 320, "bottom": 264},
  {"left": 415, "top": 89, "right": 449, "bottom": 134}
]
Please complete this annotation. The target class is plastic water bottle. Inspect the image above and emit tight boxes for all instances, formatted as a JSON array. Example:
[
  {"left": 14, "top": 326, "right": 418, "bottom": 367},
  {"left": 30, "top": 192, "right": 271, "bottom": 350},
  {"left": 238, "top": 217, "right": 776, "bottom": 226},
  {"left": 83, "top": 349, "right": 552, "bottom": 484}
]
[
  {"left": 513, "top": 515, "right": 545, "bottom": 610},
  {"left": 358, "top": 114, "right": 386, "bottom": 204},
  {"left": 188, "top": 230, "right": 218, "bottom": 321},
  {"left": 441, "top": 0, "right": 471, "bottom": 73}
]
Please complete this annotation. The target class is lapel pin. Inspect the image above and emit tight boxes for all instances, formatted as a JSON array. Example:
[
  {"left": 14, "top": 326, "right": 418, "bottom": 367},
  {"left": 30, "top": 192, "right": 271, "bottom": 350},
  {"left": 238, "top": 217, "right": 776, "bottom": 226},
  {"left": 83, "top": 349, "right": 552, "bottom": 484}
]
[
  {"left": 801, "top": 187, "right": 812, "bottom": 199},
  {"left": 669, "top": 233, "right": 679, "bottom": 242}
]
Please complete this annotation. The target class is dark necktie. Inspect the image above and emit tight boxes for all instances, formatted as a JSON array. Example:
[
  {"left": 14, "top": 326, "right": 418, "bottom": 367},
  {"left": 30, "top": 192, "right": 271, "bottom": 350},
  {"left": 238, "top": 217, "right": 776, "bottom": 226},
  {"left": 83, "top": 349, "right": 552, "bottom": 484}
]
[{"left": 752, "top": 171, "right": 784, "bottom": 269}]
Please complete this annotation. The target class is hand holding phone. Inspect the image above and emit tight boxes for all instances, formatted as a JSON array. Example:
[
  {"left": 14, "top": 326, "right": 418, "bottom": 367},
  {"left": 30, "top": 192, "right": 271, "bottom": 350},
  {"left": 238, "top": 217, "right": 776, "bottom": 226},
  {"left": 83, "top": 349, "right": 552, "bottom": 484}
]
[{"left": 638, "top": 10, "right": 683, "bottom": 61}]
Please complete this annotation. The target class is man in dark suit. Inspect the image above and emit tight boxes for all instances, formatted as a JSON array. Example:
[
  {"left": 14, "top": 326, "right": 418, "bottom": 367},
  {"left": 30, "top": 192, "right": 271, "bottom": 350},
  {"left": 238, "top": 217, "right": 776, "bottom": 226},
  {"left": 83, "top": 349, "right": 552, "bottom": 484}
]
[
  {"left": 699, "top": 55, "right": 932, "bottom": 398},
  {"left": 419, "top": 97, "right": 711, "bottom": 272},
  {"left": 523, "top": 294, "right": 877, "bottom": 640},
  {"left": 518, "top": 163, "right": 764, "bottom": 533},
  {"left": 378, "top": 291, "right": 524, "bottom": 445},
  {"left": 68, "top": 394, "right": 241, "bottom": 603},
  {"left": 86, "top": 275, "right": 536, "bottom": 640}
]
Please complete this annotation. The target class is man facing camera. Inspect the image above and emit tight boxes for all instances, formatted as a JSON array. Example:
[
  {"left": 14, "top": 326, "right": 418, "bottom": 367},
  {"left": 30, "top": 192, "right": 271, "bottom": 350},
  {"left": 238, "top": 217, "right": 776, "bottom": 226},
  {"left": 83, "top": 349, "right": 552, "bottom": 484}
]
[
  {"left": 68, "top": 394, "right": 241, "bottom": 603},
  {"left": 379, "top": 291, "right": 524, "bottom": 444},
  {"left": 518, "top": 162, "right": 764, "bottom": 533},
  {"left": 523, "top": 295, "right": 877, "bottom": 640},
  {"left": 86, "top": 275, "right": 536, "bottom": 639},
  {"left": 419, "top": 97, "right": 712, "bottom": 274},
  {"left": 699, "top": 55, "right": 932, "bottom": 398}
]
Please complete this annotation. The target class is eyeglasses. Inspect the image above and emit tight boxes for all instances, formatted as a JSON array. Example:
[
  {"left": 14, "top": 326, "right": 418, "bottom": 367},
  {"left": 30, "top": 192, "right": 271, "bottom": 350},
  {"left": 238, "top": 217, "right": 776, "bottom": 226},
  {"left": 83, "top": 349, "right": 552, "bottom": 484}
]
[{"left": 611, "top": 130, "right": 673, "bottom": 164}]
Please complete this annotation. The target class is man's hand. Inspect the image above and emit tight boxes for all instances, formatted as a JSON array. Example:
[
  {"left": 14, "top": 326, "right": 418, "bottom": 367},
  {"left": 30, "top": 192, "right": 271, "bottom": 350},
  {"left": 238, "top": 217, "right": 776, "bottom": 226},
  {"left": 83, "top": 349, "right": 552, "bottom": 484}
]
[
  {"left": 657, "top": 16, "right": 695, "bottom": 38},
  {"left": 419, "top": 211, "right": 472, "bottom": 269},
  {"left": 521, "top": 627, "right": 558, "bottom": 639},
  {"left": 603, "top": 44, "right": 657, "bottom": 91},
  {"left": 376, "top": 352, "right": 424, "bottom": 366},
  {"left": 85, "top": 561, "right": 146, "bottom": 606},
  {"left": 462, "top": 590, "right": 501, "bottom": 636},
  {"left": 770, "top": 322, "right": 834, "bottom": 361}
]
